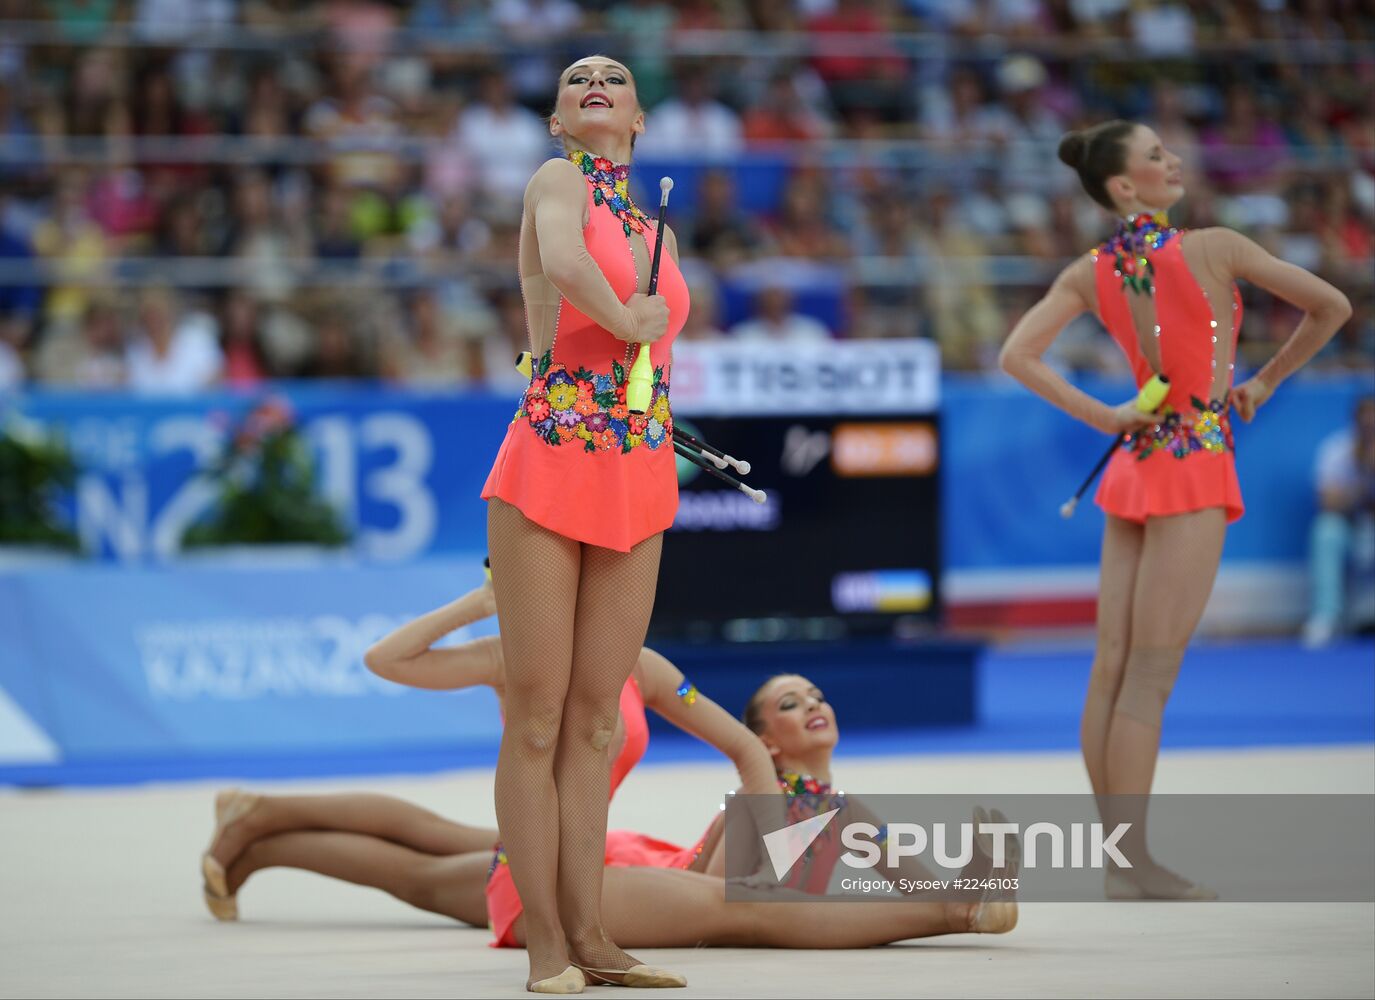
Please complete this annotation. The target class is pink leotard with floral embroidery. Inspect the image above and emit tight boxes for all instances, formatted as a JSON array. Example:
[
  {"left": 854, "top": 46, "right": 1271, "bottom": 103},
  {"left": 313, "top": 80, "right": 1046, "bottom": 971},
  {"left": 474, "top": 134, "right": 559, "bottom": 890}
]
[
  {"left": 481, "top": 152, "right": 690, "bottom": 552},
  {"left": 1092, "top": 216, "right": 1245, "bottom": 523}
]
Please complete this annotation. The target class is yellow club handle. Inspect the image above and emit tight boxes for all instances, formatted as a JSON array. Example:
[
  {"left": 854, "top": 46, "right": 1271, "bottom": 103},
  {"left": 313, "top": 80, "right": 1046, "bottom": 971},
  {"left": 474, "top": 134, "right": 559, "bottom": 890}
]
[
  {"left": 515, "top": 352, "right": 533, "bottom": 379},
  {"left": 626, "top": 345, "right": 653, "bottom": 415},
  {"left": 1135, "top": 374, "right": 1170, "bottom": 413}
]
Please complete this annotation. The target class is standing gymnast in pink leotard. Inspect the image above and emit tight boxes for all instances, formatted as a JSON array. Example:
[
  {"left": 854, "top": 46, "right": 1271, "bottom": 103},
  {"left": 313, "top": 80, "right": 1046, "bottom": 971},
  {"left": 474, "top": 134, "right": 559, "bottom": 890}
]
[
  {"left": 1001, "top": 119, "right": 1351, "bottom": 898},
  {"left": 479, "top": 53, "right": 695, "bottom": 993}
]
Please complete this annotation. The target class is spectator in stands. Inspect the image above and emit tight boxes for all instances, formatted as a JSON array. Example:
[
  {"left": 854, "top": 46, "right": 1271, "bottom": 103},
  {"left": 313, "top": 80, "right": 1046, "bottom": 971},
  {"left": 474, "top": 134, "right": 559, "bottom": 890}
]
[
  {"left": 686, "top": 170, "right": 759, "bottom": 268},
  {"left": 981, "top": 55, "right": 1072, "bottom": 192},
  {"left": 603, "top": 0, "right": 676, "bottom": 109},
  {"left": 919, "top": 66, "right": 993, "bottom": 150},
  {"left": 33, "top": 296, "right": 126, "bottom": 388},
  {"left": 218, "top": 289, "right": 271, "bottom": 387},
  {"left": 479, "top": 284, "right": 530, "bottom": 390},
  {"left": 805, "top": 0, "right": 909, "bottom": 127},
  {"left": 1305, "top": 395, "right": 1375, "bottom": 646},
  {"left": 313, "top": 181, "right": 363, "bottom": 260},
  {"left": 299, "top": 306, "right": 370, "bottom": 379},
  {"left": 912, "top": 186, "right": 1004, "bottom": 371},
  {"left": 764, "top": 170, "right": 851, "bottom": 260},
  {"left": 1201, "top": 83, "right": 1292, "bottom": 228},
  {"left": 31, "top": 169, "right": 110, "bottom": 330},
  {"left": 220, "top": 168, "right": 311, "bottom": 305},
  {"left": 676, "top": 264, "right": 726, "bottom": 341},
  {"left": 635, "top": 60, "right": 743, "bottom": 159},
  {"left": 125, "top": 286, "right": 223, "bottom": 392},
  {"left": 303, "top": 54, "right": 405, "bottom": 194},
  {"left": 235, "top": 66, "right": 294, "bottom": 141},
  {"left": 742, "top": 66, "right": 833, "bottom": 144},
  {"left": 729, "top": 282, "right": 831, "bottom": 343},
  {"left": 452, "top": 68, "right": 550, "bottom": 208},
  {"left": 490, "top": 0, "right": 582, "bottom": 104},
  {"left": 378, "top": 286, "right": 477, "bottom": 386},
  {"left": 1149, "top": 80, "right": 1204, "bottom": 191}
]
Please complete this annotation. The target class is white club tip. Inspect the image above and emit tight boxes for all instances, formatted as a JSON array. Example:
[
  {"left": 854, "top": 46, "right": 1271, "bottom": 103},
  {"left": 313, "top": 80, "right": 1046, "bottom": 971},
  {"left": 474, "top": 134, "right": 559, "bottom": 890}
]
[
  {"left": 1059, "top": 499, "right": 1077, "bottom": 519},
  {"left": 660, "top": 176, "right": 673, "bottom": 192},
  {"left": 736, "top": 460, "right": 751, "bottom": 475},
  {"left": 749, "top": 488, "right": 767, "bottom": 505}
]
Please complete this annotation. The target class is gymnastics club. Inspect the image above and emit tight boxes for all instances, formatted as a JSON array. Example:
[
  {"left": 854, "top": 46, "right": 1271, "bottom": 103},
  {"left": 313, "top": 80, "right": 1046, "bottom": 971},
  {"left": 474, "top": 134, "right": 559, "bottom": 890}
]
[
  {"left": 674, "top": 428, "right": 751, "bottom": 475},
  {"left": 1060, "top": 374, "right": 1170, "bottom": 519},
  {"left": 628, "top": 176, "right": 673, "bottom": 416},
  {"left": 674, "top": 439, "right": 767, "bottom": 504}
]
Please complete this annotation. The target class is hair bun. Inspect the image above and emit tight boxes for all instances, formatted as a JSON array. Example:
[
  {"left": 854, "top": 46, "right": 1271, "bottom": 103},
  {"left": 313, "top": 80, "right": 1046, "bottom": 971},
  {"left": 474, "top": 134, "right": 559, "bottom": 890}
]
[{"left": 1057, "top": 131, "right": 1087, "bottom": 170}]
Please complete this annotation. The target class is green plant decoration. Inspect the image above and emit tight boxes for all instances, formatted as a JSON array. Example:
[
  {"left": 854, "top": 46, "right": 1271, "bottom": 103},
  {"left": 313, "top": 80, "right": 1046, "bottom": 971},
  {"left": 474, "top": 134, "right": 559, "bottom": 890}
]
[
  {"left": 0, "top": 413, "right": 80, "bottom": 550},
  {"left": 181, "top": 397, "right": 351, "bottom": 550}
]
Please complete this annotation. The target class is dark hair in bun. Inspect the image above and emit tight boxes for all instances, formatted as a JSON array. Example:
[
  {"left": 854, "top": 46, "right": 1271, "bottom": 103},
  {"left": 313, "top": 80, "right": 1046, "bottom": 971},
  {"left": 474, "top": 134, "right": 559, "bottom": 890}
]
[{"left": 1057, "top": 120, "right": 1137, "bottom": 211}]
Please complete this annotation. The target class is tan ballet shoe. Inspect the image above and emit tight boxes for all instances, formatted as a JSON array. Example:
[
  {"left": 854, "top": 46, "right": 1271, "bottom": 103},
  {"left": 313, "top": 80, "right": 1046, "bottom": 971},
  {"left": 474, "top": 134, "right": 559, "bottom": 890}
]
[
  {"left": 1105, "top": 868, "right": 1218, "bottom": 901},
  {"left": 574, "top": 964, "right": 687, "bottom": 988},
  {"left": 200, "top": 788, "right": 259, "bottom": 917},
  {"left": 969, "top": 899, "right": 1019, "bottom": 934},
  {"left": 202, "top": 883, "right": 238, "bottom": 922},
  {"left": 528, "top": 966, "right": 585, "bottom": 994}
]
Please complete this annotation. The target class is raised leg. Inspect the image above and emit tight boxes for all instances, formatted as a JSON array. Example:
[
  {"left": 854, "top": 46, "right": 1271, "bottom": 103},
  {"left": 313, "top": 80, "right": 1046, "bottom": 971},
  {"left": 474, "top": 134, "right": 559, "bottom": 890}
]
[
  {"left": 210, "top": 792, "right": 499, "bottom": 872},
  {"left": 225, "top": 832, "right": 493, "bottom": 928}
]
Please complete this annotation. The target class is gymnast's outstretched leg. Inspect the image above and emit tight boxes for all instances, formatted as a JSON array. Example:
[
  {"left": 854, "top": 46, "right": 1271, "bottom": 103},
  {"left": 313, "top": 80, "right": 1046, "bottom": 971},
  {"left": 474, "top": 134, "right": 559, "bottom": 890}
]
[
  {"left": 208, "top": 790, "right": 500, "bottom": 874},
  {"left": 224, "top": 832, "right": 493, "bottom": 928},
  {"left": 507, "top": 866, "right": 1014, "bottom": 949}
]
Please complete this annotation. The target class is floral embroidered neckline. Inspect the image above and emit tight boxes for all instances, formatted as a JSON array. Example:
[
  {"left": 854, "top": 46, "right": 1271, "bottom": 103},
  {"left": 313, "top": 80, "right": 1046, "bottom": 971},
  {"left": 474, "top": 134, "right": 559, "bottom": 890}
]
[
  {"left": 778, "top": 770, "right": 834, "bottom": 796},
  {"left": 1095, "top": 210, "right": 1181, "bottom": 295},
  {"left": 567, "top": 148, "right": 649, "bottom": 237}
]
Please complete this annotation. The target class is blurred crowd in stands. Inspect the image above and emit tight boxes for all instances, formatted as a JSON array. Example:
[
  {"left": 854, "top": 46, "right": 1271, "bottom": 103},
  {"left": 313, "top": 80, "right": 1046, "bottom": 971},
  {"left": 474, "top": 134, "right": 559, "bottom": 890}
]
[{"left": 0, "top": 0, "right": 1371, "bottom": 392}]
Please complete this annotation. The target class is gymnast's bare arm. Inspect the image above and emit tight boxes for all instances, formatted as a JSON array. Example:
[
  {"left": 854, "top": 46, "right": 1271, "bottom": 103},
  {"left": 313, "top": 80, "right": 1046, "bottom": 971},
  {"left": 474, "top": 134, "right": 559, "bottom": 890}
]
[
  {"left": 1205, "top": 228, "right": 1352, "bottom": 421},
  {"left": 635, "top": 646, "right": 780, "bottom": 798},
  {"left": 999, "top": 256, "right": 1157, "bottom": 437},
  {"left": 362, "top": 583, "right": 503, "bottom": 693}
]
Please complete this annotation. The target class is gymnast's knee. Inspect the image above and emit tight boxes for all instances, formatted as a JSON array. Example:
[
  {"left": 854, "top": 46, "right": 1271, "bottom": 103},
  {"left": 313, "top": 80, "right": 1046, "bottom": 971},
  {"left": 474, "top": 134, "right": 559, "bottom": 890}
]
[
  {"left": 1112, "top": 647, "right": 1185, "bottom": 728},
  {"left": 561, "top": 685, "right": 622, "bottom": 750},
  {"left": 505, "top": 702, "right": 564, "bottom": 757},
  {"left": 1087, "top": 648, "right": 1128, "bottom": 700}
]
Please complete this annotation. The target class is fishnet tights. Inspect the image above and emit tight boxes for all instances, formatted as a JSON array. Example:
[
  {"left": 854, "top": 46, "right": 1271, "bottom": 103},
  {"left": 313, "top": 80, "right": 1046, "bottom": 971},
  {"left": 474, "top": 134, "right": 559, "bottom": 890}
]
[{"left": 487, "top": 497, "right": 663, "bottom": 982}]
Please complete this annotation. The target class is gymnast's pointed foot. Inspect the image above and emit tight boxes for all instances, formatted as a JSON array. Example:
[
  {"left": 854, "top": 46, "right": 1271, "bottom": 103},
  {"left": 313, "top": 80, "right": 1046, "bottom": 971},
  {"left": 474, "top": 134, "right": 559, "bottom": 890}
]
[
  {"left": 528, "top": 967, "right": 586, "bottom": 995},
  {"left": 966, "top": 899, "right": 1019, "bottom": 934},
  {"left": 569, "top": 931, "right": 686, "bottom": 988},
  {"left": 1106, "top": 864, "right": 1218, "bottom": 900},
  {"left": 200, "top": 788, "right": 261, "bottom": 919}
]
